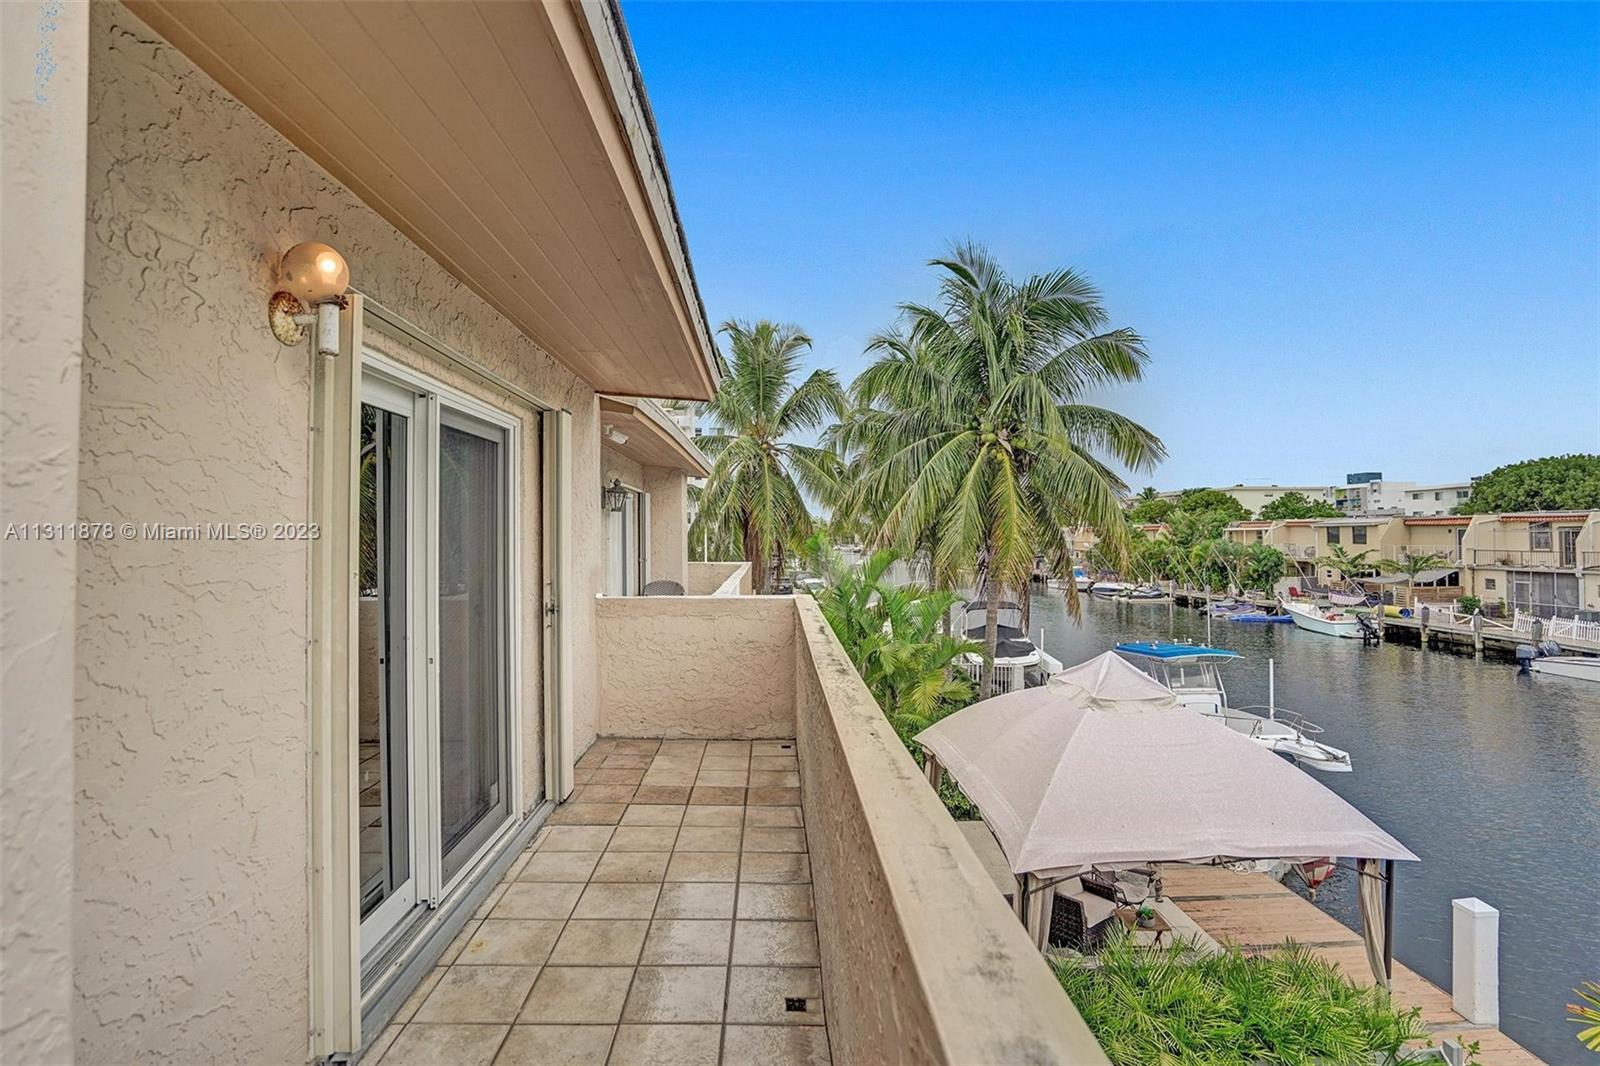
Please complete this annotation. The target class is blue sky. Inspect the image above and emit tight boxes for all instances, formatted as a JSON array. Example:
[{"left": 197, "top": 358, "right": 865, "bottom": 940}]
[{"left": 625, "top": 1, "right": 1600, "bottom": 490}]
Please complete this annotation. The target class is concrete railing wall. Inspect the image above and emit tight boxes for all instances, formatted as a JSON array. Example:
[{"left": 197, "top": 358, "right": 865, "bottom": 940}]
[
  {"left": 791, "top": 597, "right": 1108, "bottom": 1065},
  {"left": 685, "top": 560, "right": 750, "bottom": 596},
  {"left": 595, "top": 595, "right": 795, "bottom": 738}
]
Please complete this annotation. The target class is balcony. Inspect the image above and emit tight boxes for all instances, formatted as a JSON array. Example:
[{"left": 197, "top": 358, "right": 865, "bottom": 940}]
[
  {"left": 548, "top": 592, "right": 1106, "bottom": 1063},
  {"left": 1470, "top": 548, "right": 1597, "bottom": 570}
]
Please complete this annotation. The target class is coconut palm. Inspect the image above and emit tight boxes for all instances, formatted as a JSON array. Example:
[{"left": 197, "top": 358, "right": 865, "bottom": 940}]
[
  {"left": 696, "top": 320, "right": 848, "bottom": 593},
  {"left": 1315, "top": 545, "right": 1385, "bottom": 581},
  {"left": 834, "top": 244, "right": 1164, "bottom": 694},
  {"left": 1388, "top": 551, "right": 1452, "bottom": 604}
]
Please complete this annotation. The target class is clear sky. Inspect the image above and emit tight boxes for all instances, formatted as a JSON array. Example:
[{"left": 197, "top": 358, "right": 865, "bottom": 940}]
[{"left": 625, "top": 1, "right": 1600, "bottom": 491}]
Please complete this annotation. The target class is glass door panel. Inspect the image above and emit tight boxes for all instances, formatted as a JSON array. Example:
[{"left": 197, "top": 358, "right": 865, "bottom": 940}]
[
  {"left": 358, "top": 397, "right": 418, "bottom": 952},
  {"left": 438, "top": 411, "right": 510, "bottom": 881}
]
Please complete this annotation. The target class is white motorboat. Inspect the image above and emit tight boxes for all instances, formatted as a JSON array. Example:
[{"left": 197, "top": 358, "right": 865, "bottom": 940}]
[
  {"left": 1090, "top": 580, "right": 1128, "bottom": 597},
  {"left": 1529, "top": 655, "right": 1600, "bottom": 683},
  {"left": 1115, "top": 642, "right": 1353, "bottom": 773},
  {"left": 958, "top": 600, "right": 1060, "bottom": 694},
  {"left": 1072, "top": 566, "right": 1094, "bottom": 592},
  {"left": 1284, "top": 600, "right": 1365, "bottom": 639}
]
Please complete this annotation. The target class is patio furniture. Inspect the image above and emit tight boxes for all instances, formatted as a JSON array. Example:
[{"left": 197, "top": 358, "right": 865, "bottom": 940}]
[
  {"left": 1047, "top": 877, "right": 1117, "bottom": 952},
  {"left": 641, "top": 579, "right": 684, "bottom": 596},
  {"left": 1115, "top": 905, "right": 1173, "bottom": 946}
]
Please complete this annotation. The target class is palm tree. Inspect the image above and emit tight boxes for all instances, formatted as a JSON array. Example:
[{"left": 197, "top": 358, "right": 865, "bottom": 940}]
[
  {"left": 835, "top": 244, "right": 1164, "bottom": 695},
  {"left": 696, "top": 320, "right": 848, "bottom": 593},
  {"left": 1314, "top": 545, "right": 1384, "bottom": 581},
  {"left": 1388, "top": 550, "right": 1451, "bottom": 606}
]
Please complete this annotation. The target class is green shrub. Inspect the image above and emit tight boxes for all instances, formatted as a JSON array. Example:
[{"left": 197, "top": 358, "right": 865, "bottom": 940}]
[
  {"left": 1053, "top": 934, "right": 1429, "bottom": 1065},
  {"left": 1457, "top": 595, "right": 1482, "bottom": 615}
]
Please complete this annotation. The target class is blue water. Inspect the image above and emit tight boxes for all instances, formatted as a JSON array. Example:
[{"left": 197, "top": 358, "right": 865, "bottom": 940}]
[{"left": 1022, "top": 593, "right": 1599, "bottom": 1065}]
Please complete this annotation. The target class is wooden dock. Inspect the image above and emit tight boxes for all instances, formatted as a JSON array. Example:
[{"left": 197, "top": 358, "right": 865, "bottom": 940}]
[{"left": 1161, "top": 867, "right": 1544, "bottom": 1064}]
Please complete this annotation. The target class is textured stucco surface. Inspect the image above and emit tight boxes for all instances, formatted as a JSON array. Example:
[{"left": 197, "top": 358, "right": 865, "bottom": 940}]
[
  {"left": 686, "top": 561, "right": 746, "bottom": 596},
  {"left": 596, "top": 596, "right": 796, "bottom": 739},
  {"left": 793, "top": 597, "right": 1108, "bottom": 1065},
  {"left": 2, "top": 3, "right": 88, "bottom": 1061},
  {"left": 642, "top": 464, "right": 688, "bottom": 588},
  {"left": 76, "top": 7, "right": 604, "bottom": 1061}
]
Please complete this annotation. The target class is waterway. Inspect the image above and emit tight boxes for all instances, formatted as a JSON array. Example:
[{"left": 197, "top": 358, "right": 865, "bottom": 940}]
[{"left": 1016, "top": 592, "right": 1598, "bottom": 1064}]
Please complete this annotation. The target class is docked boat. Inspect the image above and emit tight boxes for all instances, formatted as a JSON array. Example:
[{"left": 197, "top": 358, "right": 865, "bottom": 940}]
[
  {"left": 1072, "top": 566, "right": 1094, "bottom": 593},
  {"left": 1284, "top": 600, "right": 1365, "bottom": 639},
  {"left": 959, "top": 600, "right": 1064, "bottom": 694},
  {"left": 1114, "top": 642, "right": 1353, "bottom": 773},
  {"left": 1529, "top": 655, "right": 1600, "bottom": 684},
  {"left": 1089, "top": 580, "right": 1129, "bottom": 597},
  {"left": 1119, "top": 584, "right": 1166, "bottom": 600}
]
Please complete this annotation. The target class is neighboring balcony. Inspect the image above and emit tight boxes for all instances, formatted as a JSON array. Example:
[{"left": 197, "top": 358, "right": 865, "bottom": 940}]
[{"left": 1470, "top": 548, "right": 1598, "bottom": 570}]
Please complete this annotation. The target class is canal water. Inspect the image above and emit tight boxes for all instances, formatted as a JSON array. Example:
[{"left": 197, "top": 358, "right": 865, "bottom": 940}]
[{"left": 1020, "top": 592, "right": 1599, "bottom": 1065}]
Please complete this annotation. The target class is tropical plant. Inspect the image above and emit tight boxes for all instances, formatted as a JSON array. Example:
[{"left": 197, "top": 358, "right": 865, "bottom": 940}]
[
  {"left": 1389, "top": 551, "right": 1452, "bottom": 603},
  {"left": 1241, "top": 543, "right": 1289, "bottom": 596},
  {"left": 1570, "top": 980, "right": 1600, "bottom": 1052},
  {"left": 1455, "top": 454, "right": 1600, "bottom": 514},
  {"left": 696, "top": 320, "right": 848, "bottom": 592},
  {"left": 811, "top": 548, "right": 980, "bottom": 733},
  {"left": 1259, "top": 491, "right": 1342, "bottom": 520},
  {"left": 1457, "top": 594, "right": 1483, "bottom": 615},
  {"left": 1127, "top": 491, "right": 1176, "bottom": 525},
  {"left": 1053, "top": 935, "right": 1429, "bottom": 1065},
  {"left": 1315, "top": 544, "right": 1388, "bottom": 581},
  {"left": 832, "top": 244, "right": 1164, "bottom": 694}
]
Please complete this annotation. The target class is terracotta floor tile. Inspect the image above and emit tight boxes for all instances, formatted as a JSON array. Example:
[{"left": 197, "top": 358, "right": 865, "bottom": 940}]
[
  {"left": 492, "top": 1023, "right": 613, "bottom": 1065},
  {"left": 725, "top": 966, "right": 826, "bottom": 1026},
  {"left": 631, "top": 785, "right": 691, "bottom": 805},
  {"left": 519, "top": 850, "right": 602, "bottom": 883},
  {"left": 517, "top": 966, "right": 633, "bottom": 1024},
  {"left": 750, "top": 756, "right": 799, "bottom": 773},
  {"left": 639, "top": 767, "right": 697, "bottom": 787},
  {"left": 441, "top": 920, "right": 482, "bottom": 965},
  {"left": 382, "top": 1023, "right": 510, "bottom": 1066},
  {"left": 739, "top": 852, "right": 811, "bottom": 884},
  {"left": 745, "top": 806, "right": 802, "bottom": 828},
  {"left": 703, "top": 740, "right": 751, "bottom": 757},
  {"left": 605, "top": 825, "right": 679, "bottom": 852},
  {"left": 737, "top": 884, "right": 815, "bottom": 921},
  {"left": 640, "top": 919, "right": 732, "bottom": 965},
  {"left": 743, "top": 827, "right": 806, "bottom": 853},
  {"left": 414, "top": 965, "right": 539, "bottom": 1023},
  {"left": 680, "top": 804, "right": 743, "bottom": 827},
  {"left": 751, "top": 740, "right": 798, "bottom": 757},
  {"left": 655, "top": 739, "right": 707, "bottom": 757},
  {"left": 571, "top": 784, "right": 637, "bottom": 805},
  {"left": 653, "top": 882, "right": 737, "bottom": 920},
  {"left": 547, "top": 920, "right": 649, "bottom": 966},
  {"left": 539, "top": 826, "right": 615, "bottom": 852},
  {"left": 490, "top": 882, "right": 583, "bottom": 921},
  {"left": 548, "top": 803, "right": 625, "bottom": 826},
  {"left": 610, "top": 738, "right": 662, "bottom": 754},
  {"left": 620, "top": 804, "right": 686, "bottom": 827},
  {"left": 393, "top": 966, "right": 445, "bottom": 1024},
  {"left": 664, "top": 851, "right": 740, "bottom": 883},
  {"left": 689, "top": 785, "right": 746, "bottom": 806},
  {"left": 571, "top": 882, "right": 661, "bottom": 920},
  {"left": 586, "top": 768, "right": 645, "bottom": 786},
  {"left": 746, "top": 787, "right": 802, "bottom": 807},
  {"left": 722, "top": 1024, "right": 832, "bottom": 1065},
  {"left": 695, "top": 769, "right": 749, "bottom": 788},
  {"left": 607, "top": 1024, "right": 721, "bottom": 1066},
  {"left": 672, "top": 826, "right": 741, "bottom": 852},
  {"left": 590, "top": 850, "right": 669, "bottom": 883},
  {"left": 474, "top": 885, "right": 509, "bottom": 921},
  {"left": 621, "top": 966, "right": 727, "bottom": 1023},
  {"left": 749, "top": 771, "right": 801, "bottom": 789},
  {"left": 733, "top": 921, "right": 820, "bottom": 966},
  {"left": 456, "top": 919, "right": 564, "bottom": 966},
  {"left": 600, "top": 753, "right": 653, "bottom": 769},
  {"left": 698, "top": 754, "right": 750, "bottom": 771}
]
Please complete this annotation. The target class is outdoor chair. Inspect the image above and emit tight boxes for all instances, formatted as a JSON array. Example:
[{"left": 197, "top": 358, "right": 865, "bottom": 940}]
[
  {"left": 1048, "top": 877, "right": 1117, "bottom": 952},
  {"left": 1083, "top": 866, "right": 1163, "bottom": 908},
  {"left": 640, "top": 580, "right": 685, "bottom": 596}
]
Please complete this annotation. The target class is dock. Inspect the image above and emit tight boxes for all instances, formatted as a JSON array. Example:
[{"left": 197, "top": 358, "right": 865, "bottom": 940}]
[{"left": 1161, "top": 866, "right": 1545, "bottom": 1065}]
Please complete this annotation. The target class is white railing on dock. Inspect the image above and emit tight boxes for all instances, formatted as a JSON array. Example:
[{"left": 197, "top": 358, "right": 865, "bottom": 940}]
[{"left": 1512, "top": 609, "right": 1600, "bottom": 644}]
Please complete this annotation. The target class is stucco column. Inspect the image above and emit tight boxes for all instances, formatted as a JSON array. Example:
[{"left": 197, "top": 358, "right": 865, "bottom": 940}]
[
  {"left": 643, "top": 464, "right": 688, "bottom": 588},
  {"left": 1, "top": 1, "right": 88, "bottom": 1061}
]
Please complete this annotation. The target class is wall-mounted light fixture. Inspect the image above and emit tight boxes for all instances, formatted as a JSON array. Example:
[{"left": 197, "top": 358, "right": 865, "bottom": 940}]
[
  {"left": 602, "top": 478, "right": 628, "bottom": 512},
  {"left": 269, "top": 241, "right": 350, "bottom": 355},
  {"left": 602, "top": 424, "right": 630, "bottom": 446}
]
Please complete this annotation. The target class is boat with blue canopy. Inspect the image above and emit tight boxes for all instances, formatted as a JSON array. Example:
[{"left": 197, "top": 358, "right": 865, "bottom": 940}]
[{"left": 1113, "top": 642, "right": 1352, "bottom": 773}]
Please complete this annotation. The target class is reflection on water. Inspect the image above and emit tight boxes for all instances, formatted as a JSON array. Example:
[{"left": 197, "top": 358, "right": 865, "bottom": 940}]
[{"left": 1020, "top": 592, "right": 1600, "bottom": 1065}]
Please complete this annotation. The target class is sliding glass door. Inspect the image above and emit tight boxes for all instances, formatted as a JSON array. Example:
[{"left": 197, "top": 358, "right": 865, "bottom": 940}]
[{"left": 358, "top": 362, "right": 519, "bottom": 966}]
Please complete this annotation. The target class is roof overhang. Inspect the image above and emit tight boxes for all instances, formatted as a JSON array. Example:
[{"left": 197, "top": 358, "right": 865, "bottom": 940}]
[
  {"left": 599, "top": 397, "right": 710, "bottom": 477},
  {"left": 126, "top": 0, "right": 720, "bottom": 400}
]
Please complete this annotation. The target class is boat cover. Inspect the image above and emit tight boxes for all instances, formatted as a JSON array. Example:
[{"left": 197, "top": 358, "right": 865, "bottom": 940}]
[{"left": 1114, "top": 641, "right": 1239, "bottom": 661}]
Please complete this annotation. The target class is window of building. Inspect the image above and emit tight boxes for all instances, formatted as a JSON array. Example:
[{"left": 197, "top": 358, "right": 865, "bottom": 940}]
[
  {"left": 1433, "top": 492, "right": 1441, "bottom": 500},
  {"left": 1530, "top": 522, "right": 1552, "bottom": 550},
  {"left": 1457, "top": 490, "right": 1469, "bottom": 499},
  {"left": 1326, "top": 527, "right": 1341, "bottom": 544},
  {"left": 1351, "top": 526, "right": 1367, "bottom": 545},
  {"left": 1484, "top": 578, "right": 1496, "bottom": 590}
]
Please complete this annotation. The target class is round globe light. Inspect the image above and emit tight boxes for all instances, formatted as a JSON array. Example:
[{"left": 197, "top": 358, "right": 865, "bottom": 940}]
[{"left": 279, "top": 241, "right": 349, "bottom": 304}]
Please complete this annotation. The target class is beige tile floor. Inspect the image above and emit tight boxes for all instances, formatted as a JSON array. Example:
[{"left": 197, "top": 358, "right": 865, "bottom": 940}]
[{"left": 366, "top": 738, "right": 831, "bottom": 1066}]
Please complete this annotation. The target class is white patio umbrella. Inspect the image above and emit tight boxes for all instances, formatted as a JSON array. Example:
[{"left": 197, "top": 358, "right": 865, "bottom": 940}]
[{"left": 916, "top": 651, "right": 1415, "bottom": 983}]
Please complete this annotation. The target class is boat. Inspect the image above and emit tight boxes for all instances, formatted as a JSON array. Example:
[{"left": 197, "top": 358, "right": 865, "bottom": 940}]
[
  {"left": 958, "top": 600, "right": 1062, "bottom": 694},
  {"left": 1528, "top": 655, "right": 1600, "bottom": 683},
  {"left": 1072, "top": 566, "right": 1094, "bottom": 593},
  {"left": 1089, "top": 580, "right": 1128, "bottom": 597},
  {"left": 1284, "top": 600, "right": 1365, "bottom": 639},
  {"left": 1119, "top": 584, "right": 1166, "bottom": 600},
  {"left": 1231, "top": 612, "right": 1293, "bottom": 624},
  {"left": 1114, "top": 642, "right": 1353, "bottom": 773}
]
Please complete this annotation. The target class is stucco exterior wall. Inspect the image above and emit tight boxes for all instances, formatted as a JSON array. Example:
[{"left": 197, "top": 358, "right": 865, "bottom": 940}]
[
  {"left": 643, "top": 464, "right": 688, "bottom": 587},
  {"left": 76, "top": 7, "right": 603, "bottom": 1060},
  {"left": 791, "top": 597, "right": 1106, "bottom": 1065},
  {"left": 686, "top": 560, "right": 746, "bottom": 596},
  {"left": 595, "top": 596, "right": 796, "bottom": 738},
  {"left": 2, "top": 3, "right": 89, "bottom": 1061}
]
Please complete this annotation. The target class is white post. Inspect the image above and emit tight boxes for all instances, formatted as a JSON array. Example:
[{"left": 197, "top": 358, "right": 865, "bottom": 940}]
[{"left": 1451, "top": 897, "right": 1499, "bottom": 1025}]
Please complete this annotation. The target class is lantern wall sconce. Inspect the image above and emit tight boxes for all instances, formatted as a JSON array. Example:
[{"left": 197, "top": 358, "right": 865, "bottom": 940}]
[
  {"left": 602, "top": 478, "right": 628, "bottom": 512},
  {"left": 269, "top": 241, "right": 351, "bottom": 355}
]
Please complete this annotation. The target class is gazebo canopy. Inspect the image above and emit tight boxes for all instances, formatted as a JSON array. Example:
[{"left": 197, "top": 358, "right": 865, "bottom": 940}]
[{"left": 916, "top": 652, "right": 1415, "bottom": 878}]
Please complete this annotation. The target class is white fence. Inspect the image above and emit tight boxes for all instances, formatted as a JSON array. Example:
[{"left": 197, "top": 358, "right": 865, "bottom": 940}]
[{"left": 1513, "top": 609, "right": 1600, "bottom": 644}]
